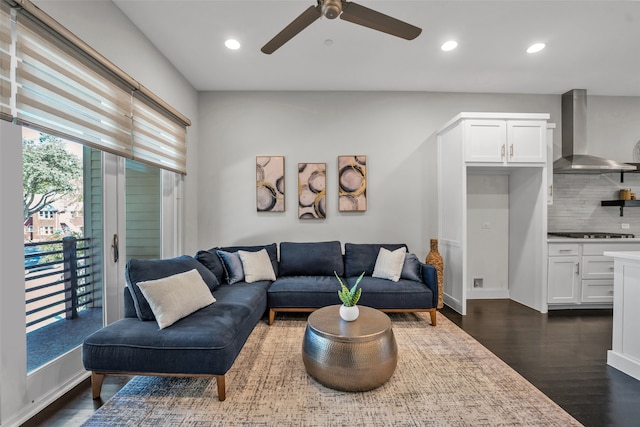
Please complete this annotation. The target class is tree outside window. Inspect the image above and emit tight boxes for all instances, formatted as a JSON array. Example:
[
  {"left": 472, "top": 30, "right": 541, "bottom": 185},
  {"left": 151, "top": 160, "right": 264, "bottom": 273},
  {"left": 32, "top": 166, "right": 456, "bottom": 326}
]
[{"left": 23, "top": 133, "right": 82, "bottom": 224}]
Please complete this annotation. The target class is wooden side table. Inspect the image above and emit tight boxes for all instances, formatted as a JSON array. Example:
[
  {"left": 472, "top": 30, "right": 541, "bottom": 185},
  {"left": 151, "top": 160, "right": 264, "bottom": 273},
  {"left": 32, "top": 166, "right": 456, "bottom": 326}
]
[{"left": 302, "top": 305, "right": 397, "bottom": 391}]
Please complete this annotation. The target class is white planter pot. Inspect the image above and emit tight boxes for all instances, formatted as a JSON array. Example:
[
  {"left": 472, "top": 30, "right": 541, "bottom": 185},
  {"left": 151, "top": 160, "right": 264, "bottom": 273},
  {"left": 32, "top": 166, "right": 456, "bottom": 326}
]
[{"left": 339, "top": 305, "right": 359, "bottom": 322}]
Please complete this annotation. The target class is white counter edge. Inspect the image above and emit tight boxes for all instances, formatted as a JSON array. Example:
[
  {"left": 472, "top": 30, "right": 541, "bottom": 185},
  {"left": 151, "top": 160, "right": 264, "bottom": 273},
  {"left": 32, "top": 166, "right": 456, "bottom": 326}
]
[{"left": 603, "top": 251, "right": 640, "bottom": 261}]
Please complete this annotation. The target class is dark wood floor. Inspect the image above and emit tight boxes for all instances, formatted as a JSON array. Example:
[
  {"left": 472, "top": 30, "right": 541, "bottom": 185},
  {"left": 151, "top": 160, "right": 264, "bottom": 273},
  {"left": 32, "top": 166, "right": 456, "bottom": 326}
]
[
  {"left": 442, "top": 299, "right": 640, "bottom": 427},
  {"left": 22, "top": 299, "right": 640, "bottom": 427}
]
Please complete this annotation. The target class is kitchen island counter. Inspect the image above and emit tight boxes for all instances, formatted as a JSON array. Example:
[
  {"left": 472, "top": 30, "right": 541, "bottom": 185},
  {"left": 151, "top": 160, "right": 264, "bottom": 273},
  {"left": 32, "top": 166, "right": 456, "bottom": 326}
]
[{"left": 603, "top": 251, "right": 640, "bottom": 382}]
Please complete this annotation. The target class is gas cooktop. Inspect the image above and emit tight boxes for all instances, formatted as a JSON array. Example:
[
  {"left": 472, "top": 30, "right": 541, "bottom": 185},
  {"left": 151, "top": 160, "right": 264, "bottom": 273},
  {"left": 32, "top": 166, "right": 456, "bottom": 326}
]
[{"left": 548, "top": 232, "right": 636, "bottom": 239}]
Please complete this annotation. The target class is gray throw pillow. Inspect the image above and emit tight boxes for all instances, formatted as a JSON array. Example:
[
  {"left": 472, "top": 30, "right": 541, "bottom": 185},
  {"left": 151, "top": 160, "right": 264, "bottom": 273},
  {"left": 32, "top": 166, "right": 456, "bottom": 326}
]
[
  {"left": 401, "top": 253, "right": 422, "bottom": 282},
  {"left": 216, "top": 250, "right": 245, "bottom": 284}
]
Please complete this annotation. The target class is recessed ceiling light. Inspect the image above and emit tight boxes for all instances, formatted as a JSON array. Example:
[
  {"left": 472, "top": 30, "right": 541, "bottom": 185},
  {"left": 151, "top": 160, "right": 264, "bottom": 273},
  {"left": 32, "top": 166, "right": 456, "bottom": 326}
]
[
  {"left": 225, "top": 39, "right": 241, "bottom": 50},
  {"left": 441, "top": 40, "right": 458, "bottom": 52},
  {"left": 526, "top": 43, "right": 545, "bottom": 54}
]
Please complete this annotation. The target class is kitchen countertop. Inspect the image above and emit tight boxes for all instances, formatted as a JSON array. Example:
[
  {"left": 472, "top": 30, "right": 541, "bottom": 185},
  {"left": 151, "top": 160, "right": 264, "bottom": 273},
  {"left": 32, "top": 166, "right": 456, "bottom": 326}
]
[{"left": 548, "top": 238, "right": 640, "bottom": 243}]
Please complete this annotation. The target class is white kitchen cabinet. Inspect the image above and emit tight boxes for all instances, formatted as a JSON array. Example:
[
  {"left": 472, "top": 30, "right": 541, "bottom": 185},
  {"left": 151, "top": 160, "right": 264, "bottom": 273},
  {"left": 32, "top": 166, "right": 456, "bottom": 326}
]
[
  {"left": 438, "top": 112, "right": 550, "bottom": 315},
  {"left": 548, "top": 255, "right": 580, "bottom": 304},
  {"left": 463, "top": 118, "right": 547, "bottom": 164},
  {"left": 581, "top": 280, "right": 614, "bottom": 303},
  {"left": 547, "top": 241, "right": 640, "bottom": 308}
]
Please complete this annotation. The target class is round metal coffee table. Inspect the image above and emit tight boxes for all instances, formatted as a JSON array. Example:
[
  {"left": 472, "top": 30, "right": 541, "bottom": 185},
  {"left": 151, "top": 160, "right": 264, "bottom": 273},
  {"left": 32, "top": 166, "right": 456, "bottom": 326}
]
[{"left": 302, "top": 305, "right": 397, "bottom": 392}]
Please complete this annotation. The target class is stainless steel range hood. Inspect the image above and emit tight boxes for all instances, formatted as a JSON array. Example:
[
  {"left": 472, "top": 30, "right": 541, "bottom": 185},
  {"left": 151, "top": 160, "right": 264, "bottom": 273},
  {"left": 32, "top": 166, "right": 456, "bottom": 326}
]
[{"left": 553, "top": 89, "right": 636, "bottom": 174}]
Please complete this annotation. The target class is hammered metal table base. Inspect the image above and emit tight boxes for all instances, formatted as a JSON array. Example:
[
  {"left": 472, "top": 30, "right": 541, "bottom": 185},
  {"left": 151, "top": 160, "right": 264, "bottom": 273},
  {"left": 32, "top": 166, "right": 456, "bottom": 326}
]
[{"left": 302, "top": 305, "right": 397, "bottom": 392}]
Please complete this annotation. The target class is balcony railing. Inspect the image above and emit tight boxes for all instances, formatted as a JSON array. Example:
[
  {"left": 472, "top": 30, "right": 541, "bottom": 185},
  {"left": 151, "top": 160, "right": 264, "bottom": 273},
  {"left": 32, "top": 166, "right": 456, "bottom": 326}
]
[{"left": 25, "top": 237, "right": 99, "bottom": 332}]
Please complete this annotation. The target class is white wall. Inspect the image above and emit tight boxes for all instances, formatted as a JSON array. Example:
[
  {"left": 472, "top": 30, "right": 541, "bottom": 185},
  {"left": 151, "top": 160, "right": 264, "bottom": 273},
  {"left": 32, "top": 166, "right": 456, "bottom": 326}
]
[
  {"left": 197, "top": 91, "right": 560, "bottom": 258},
  {"left": 35, "top": 0, "right": 200, "bottom": 255},
  {"left": 466, "top": 174, "right": 509, "bottom": 296},
  {"left": 549, "top": 95, "right": 640, "bottom": 233},
  {"left": 587, "top": 96, "right": 640, "bottom": 163}
]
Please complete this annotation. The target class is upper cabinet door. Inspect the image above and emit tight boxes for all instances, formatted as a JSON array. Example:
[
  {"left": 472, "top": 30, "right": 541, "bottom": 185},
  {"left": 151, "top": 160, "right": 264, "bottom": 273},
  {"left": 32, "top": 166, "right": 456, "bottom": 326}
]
[
  {"left": 463, "top": 119, "right": 546, "bottom": 165},
  {"left": 464, "top": 119, "right": 507, "bottom": 163},
  {"left": 507, "top": 120, "right": 547, "bottom": 163}
]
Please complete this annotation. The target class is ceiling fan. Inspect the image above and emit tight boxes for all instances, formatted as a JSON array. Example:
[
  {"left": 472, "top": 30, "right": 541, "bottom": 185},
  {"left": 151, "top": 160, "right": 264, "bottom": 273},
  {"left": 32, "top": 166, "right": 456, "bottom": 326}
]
[{"left": 261, "top": 0, "right": 422, "bottom": 54}]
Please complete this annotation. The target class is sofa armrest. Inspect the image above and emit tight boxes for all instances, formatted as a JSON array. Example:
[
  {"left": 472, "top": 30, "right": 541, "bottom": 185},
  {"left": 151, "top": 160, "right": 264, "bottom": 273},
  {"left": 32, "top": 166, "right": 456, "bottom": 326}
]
[{"left": 420, "top": 263, "right": 439, "bottom": 309}]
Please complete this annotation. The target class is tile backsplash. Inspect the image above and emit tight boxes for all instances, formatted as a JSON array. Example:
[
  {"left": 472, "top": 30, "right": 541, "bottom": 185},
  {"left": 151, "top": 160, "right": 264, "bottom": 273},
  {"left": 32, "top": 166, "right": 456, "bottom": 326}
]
[{"left": 548, "top": 172, "right": 640, "bottom": 233}]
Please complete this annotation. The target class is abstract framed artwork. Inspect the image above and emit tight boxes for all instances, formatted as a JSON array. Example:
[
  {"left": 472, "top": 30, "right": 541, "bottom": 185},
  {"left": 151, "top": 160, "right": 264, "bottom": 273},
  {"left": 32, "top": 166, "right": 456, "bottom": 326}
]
[
  {"left": 298, "top": 162, "right": 326, "bottom": 219},
  {"left": 338, "top": 155, "right": 367, "bottom": 212},
  {"left": 256, "top": 156, "right": 285, "bottom": 212}
]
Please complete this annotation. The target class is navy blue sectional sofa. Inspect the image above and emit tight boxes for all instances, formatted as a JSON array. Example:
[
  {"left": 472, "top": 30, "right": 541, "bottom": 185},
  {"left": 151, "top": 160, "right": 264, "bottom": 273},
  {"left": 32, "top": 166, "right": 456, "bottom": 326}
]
[{"left": 82, "top": 241, "right": 438, "bottom": 401}]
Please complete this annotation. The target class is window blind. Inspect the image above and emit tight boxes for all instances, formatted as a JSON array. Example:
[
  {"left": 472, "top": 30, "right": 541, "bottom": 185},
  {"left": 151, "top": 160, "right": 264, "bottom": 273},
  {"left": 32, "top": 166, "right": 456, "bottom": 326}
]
[
  {"left": 15, "top": 13, "right": 133, "bottom": 158},
  {"left": 1, "top": 0, "right": 191, "bottom": 174},
  {"left": 0, "top": 2, "right": 11, "bottom": 122},
  {"left": 133, "top": 92, "right": 187, "bottom": 175}
]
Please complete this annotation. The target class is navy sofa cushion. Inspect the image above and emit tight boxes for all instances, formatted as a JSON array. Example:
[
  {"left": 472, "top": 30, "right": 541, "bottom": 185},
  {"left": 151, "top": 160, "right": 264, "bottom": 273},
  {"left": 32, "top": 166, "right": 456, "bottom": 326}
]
[
  {"left": 279, "top": 241, "right": 344, "bottom": 276},
  {"left": 125, "top": 255, "right": 220, "bottom": 321},
  {"left": 83, "top": 281, "right": 269, "bottom": 376},
  {"left": 346, "top": 276, "right": 434, "bottom": 309},
  {"left": 268, "top": 276, "right": 342, "bottom": 308},
  {"left": 195, "top": 248, "right": 226, "bottom": 284},
  {"left": 344, "top": 243, "right": 408, "bottom": 277}
]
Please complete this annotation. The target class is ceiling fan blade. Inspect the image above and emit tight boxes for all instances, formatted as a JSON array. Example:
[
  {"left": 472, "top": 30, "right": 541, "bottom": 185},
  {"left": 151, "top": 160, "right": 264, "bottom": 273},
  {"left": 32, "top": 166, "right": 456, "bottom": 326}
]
[
  {"left": 261, "top": 5, "right": 323, "bottom": 54},
  {"left": 340, "top": 1, "right": 422, "bottom": 40}
]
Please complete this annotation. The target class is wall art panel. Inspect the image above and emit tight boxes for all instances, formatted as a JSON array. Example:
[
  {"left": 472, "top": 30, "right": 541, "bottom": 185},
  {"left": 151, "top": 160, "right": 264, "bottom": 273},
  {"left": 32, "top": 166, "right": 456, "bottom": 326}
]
[
  {"left": 298, "top": 162, "right": 326, "bottom": 219},
  {"left": 338, "top": 155, "right": 367, "bottom": 212},
  {"left": 256, "top": 156, "right": 285, "bottom": 212}
]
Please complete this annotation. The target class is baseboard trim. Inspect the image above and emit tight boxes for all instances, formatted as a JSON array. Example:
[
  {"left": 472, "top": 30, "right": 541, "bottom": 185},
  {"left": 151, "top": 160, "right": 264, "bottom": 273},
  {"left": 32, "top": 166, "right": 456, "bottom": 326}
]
[{"left": 3, "top": 371, "right": 90, "bottom": 427}]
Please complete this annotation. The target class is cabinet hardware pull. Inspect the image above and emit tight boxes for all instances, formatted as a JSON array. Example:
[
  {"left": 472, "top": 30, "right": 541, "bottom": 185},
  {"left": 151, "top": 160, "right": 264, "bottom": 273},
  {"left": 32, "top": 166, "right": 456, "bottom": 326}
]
[
  {"left": 510, "top": 144, "right": 514, "bottom": 158},
  {"left": 559, "top": 249, "right": 572, "bottom": 253},
  {"left": 549, "top": 185, "right": 553, "bottom": 197},
  {"left": 576, "top": 262, "right": 580, "bottom": 275},
  {"left": 501, "top": 144, "right": 506, "bottom": 158}
]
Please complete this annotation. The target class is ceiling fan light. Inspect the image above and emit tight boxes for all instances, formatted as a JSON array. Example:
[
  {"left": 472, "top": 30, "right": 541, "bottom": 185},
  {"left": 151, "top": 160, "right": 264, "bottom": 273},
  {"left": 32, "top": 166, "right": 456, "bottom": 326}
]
[
  {"left": 322, "top": 0, "right": 342, "bottom": 19},
  {"left": 526, "top": 42, "right": 545, "bottom": 53},
  {"left": 441, "top": 40, "right": 458, "bottom": 52},
  {"left": 225, "top": 39, "right": 241, "bottom": 50}
]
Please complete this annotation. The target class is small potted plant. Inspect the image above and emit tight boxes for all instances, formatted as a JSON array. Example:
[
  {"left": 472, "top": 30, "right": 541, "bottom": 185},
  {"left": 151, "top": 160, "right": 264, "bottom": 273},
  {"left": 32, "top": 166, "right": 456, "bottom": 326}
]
[{"left": 335, "top": 271, "right": 364, "bottom": 321}]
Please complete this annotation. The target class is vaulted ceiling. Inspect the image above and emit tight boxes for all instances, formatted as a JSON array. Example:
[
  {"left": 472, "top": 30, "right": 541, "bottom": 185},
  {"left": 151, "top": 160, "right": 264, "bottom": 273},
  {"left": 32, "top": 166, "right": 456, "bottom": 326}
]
[{"left": 112, "top": 1, "right": 640, "bottom": 95}]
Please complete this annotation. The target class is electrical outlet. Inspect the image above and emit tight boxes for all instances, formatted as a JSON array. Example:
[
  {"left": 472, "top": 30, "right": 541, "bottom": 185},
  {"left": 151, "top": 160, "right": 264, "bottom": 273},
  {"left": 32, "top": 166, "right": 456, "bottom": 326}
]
[
  {"left": 473, "top": 278, "right": 483, "bottom": 288},
  {"left": 621, "top": 223, "right": 630, "bottom": 229}
]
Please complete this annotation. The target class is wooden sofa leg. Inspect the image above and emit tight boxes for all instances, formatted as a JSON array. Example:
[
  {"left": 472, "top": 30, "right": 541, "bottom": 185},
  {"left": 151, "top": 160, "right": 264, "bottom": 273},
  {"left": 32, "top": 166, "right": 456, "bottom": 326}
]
[
  {"left": 216, "top": 375, "right": 226, "bottom": 401},
  {"left": 268, "top": 309, "right": 275, "bottom": 325},
  {"left": 91, "top": 372, "right": 105, "bottom": 399},
  {"left": 429, "top": 309, "right": 437, "bottom": 326}
]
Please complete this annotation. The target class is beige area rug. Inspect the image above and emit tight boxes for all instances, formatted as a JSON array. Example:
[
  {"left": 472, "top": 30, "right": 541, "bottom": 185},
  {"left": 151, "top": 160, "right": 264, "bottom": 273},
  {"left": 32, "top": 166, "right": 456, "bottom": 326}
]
[{"left": 82, "top": 312, "right": 582, "bottom": 426}]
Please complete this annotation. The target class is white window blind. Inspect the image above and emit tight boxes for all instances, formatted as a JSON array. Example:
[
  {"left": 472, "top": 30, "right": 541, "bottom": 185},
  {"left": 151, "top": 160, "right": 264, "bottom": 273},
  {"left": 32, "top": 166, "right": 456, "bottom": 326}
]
[
  {"left": 133, "top": 92, "right": 187, "bottom": 175},
  {"left": 0, "top": 2, "right": 11, "bottom": 122},
  {"left": 15, "top": 13, "right": 133, "bottom": 158},
  {"left": 1, "top": 0, "right": 191, "bottom": 174}
]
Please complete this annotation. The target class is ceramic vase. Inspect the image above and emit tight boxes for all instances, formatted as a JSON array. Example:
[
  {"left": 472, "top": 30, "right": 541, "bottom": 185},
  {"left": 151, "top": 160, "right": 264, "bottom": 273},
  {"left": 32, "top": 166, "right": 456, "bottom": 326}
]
[
  {"left": 339, "top": 305, "right": 359, "bottom": 321},
  {"left": 426, "top": 238, "right": 444, "bottom": 309}
]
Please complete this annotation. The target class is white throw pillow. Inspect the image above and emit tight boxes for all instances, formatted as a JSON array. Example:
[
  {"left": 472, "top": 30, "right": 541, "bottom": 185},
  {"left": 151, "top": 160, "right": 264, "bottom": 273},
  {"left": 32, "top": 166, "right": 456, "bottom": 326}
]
[
  {"left": 238, "top": 249, "right": 276, "bottom": 283},
  {"left": 372, "top": 247, "right": 407, "bottom": 282},
  {"left": 137, "top": 268, "right": 216, "bottom": 329}
]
